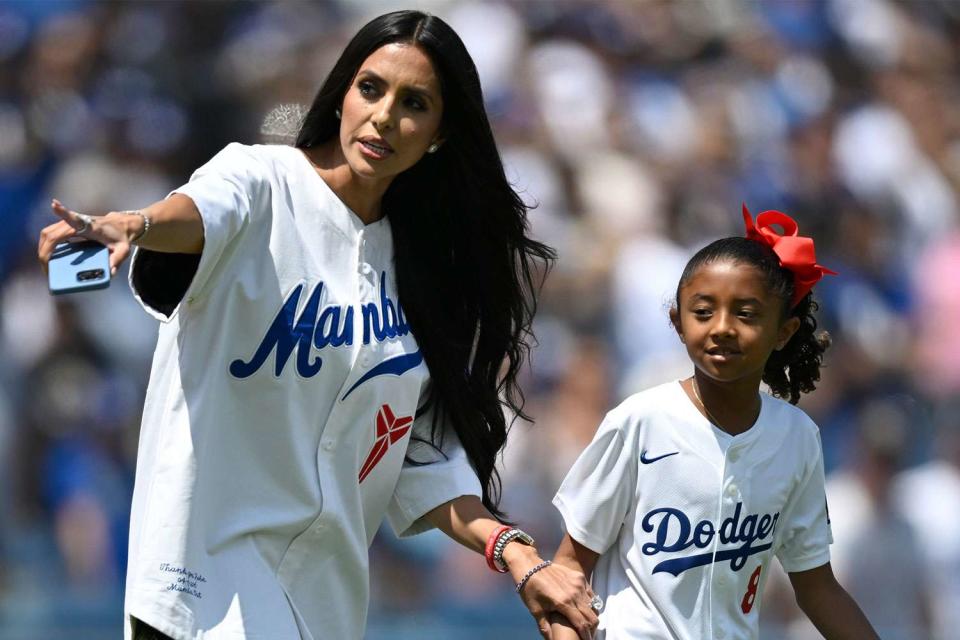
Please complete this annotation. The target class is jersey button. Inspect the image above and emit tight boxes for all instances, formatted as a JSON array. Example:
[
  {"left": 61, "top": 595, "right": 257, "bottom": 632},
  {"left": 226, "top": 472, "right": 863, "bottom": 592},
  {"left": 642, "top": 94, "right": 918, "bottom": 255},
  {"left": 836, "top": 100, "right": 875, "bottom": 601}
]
[
  {"left": 728, "top": 448, "right": 741, "bottom": 462},
  {"left": 725, "top": 483, "right": 738, "bottom": 497},
  {"left": 361, "top": 353, "right": 372, "bottom": 367},
  {"left": 322, "top": 439, "right": 335, "bottom": 451}
]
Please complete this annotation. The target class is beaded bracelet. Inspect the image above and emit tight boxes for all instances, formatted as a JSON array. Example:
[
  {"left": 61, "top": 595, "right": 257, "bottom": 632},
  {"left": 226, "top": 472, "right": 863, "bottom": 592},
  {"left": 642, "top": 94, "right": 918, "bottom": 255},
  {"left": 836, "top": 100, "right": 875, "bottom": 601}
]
[
  {"left": 127, "top": 210, "right": 152, "bottom": 244},
  {"left": 515, "top": 559, "right": 552, "bottom": 594}
]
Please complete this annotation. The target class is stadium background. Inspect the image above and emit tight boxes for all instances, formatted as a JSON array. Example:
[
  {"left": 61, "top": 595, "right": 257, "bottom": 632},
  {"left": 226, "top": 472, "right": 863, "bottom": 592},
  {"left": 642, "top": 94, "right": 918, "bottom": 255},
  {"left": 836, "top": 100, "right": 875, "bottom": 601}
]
[{"left": 1, "top": 0, "right": 958, "bottom": 638}]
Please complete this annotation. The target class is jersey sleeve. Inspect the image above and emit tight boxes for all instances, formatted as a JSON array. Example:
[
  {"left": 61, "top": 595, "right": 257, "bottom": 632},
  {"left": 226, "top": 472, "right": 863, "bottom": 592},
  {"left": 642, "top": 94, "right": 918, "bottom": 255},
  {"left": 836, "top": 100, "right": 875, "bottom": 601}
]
[
  {"left": 775, "top": 429, "right": 833, "bottom": 573},
  {"left": 129, "top": 142, "right": 267, "bottom": 321},
  {"left": 385, "top": 403, "right": 482, "bottom": 538},
  {"left": 552, "top": 408, "right": 637, "bottom": 554}
]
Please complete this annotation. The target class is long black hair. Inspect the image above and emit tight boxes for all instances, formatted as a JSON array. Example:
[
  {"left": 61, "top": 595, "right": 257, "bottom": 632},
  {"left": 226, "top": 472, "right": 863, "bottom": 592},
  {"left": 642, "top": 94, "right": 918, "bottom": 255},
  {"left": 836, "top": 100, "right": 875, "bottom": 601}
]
[
  {"left": 296, "top": 11, "right": 554, "bottom": 519},
  {"left": 674, "top": 237, "right": 830, "bottom": 404}
]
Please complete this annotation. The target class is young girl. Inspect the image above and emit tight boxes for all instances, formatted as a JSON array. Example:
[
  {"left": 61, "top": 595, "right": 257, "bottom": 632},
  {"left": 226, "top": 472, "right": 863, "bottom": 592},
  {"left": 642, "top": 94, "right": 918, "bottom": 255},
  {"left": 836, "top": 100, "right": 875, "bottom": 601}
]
[{"left": 550, "top": 207, "right": 880, "bottom": 639}]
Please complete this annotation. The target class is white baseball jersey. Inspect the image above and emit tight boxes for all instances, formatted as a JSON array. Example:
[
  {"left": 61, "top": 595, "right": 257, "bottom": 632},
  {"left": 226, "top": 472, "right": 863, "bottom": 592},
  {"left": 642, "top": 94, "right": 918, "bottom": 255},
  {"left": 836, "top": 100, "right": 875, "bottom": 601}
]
[
  {"left": 553, "top": 380, "right": 832, "bottom": 640},
  {"left": 124, "top": 143, "right": 481, "bottom": 640}
]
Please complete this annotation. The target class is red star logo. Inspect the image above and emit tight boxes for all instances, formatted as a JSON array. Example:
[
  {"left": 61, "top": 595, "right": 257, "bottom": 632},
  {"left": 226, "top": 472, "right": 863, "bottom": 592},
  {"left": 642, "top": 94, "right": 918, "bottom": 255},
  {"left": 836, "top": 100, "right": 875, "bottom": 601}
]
[{"left": 358, "top": 404, "right": 413, "bottom": 483}]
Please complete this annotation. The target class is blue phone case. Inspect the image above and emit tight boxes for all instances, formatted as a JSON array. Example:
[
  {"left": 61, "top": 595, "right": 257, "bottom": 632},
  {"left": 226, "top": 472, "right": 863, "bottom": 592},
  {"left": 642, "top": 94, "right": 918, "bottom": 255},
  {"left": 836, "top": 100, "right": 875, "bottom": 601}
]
[{"left": 48, "top": 240, "right": 111, "bottom": 295}]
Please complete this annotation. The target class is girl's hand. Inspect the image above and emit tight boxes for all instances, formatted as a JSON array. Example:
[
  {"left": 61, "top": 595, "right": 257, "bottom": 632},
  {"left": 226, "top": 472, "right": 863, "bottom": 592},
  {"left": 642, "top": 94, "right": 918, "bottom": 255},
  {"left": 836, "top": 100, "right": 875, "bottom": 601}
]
[
  {"left": 549, "top": 612, "right": 585, "bottom": 640},
  {"left": 507, "top": 544, "right": 598, "bottom": 640},
  {"left": 38, "top": 199, "right": 142, "bottom": 276}
]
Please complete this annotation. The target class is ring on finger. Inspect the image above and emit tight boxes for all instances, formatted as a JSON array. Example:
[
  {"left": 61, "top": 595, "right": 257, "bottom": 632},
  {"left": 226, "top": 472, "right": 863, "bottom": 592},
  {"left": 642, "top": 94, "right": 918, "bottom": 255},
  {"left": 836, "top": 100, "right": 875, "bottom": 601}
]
[
  {"left": 590, "top": 594, "right": 603, "bottom": 613},
  {"left": 75, "top": 213, "right": 93, "bottom": 234}
]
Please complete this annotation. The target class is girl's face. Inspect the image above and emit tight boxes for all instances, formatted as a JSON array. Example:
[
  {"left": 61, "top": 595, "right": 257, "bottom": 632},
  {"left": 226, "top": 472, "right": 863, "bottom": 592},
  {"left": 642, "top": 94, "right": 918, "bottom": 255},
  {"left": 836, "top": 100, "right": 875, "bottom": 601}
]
[
  {"left": 673, "top": 260, "right": 800, "bottom": 386},
  {"left": 338, "top": 43, "right": 444, "bottom": 183}
]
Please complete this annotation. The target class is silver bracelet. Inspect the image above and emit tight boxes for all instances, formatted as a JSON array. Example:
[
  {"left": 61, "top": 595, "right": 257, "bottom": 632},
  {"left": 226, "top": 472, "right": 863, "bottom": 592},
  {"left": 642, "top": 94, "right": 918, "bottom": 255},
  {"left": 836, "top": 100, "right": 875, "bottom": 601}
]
[
  {"left": 493, "top": 528, "right": 535, "bottom": 572},
  {"left": 127, "top": 210, "right": 151, "bottom": 244},
  {"left": 515, "top": 559, "right": 552, "bottom": 594}
]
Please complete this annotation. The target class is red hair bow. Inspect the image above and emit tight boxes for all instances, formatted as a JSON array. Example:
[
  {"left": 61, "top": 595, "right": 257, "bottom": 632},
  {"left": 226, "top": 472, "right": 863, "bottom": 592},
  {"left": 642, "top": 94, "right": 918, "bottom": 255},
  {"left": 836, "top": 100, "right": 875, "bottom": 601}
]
[{"left": 742, "top": 204, "right": 837, "bottom": 307}]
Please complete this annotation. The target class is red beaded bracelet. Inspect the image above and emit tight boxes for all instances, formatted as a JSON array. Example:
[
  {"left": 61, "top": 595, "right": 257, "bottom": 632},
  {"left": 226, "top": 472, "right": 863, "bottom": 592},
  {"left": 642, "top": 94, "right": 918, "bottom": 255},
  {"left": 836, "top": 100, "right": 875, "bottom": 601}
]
[{"left": 485, "top": 525, "right": 512, "bottom": 573}]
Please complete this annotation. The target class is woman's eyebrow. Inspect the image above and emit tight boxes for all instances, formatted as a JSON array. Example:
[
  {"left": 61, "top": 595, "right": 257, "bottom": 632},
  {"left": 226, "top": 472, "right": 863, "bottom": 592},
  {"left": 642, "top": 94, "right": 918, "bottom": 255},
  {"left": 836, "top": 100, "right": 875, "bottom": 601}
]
[{"left": 356, "top": 69, "right": 437, "bottom": 104}]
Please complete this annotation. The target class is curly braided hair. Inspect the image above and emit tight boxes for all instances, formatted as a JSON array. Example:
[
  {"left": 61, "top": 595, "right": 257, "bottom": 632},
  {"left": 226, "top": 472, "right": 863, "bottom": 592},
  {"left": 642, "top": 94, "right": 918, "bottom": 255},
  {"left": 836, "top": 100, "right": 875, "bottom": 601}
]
[{"left": 763, "top": 292, "right": 831, "bottom": 404}]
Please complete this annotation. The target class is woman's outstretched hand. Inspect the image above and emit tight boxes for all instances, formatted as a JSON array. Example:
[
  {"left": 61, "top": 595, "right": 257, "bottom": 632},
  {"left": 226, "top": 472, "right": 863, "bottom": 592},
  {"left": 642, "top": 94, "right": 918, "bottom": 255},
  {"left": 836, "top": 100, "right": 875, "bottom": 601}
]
[
  {"left": 38, "top": 194, "right": 205, "bottom": 276},
  {"left": 506, "top": 544, "right": 598, "bottom": 640},
  {"left": 37, "top": 200, "right": 140, "bottom": 276}
]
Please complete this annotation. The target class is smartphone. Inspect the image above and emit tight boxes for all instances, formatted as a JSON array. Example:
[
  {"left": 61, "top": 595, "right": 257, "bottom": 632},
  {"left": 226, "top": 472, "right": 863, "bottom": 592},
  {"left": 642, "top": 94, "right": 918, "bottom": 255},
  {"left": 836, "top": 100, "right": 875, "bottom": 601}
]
[{"left": 48, "top": 239, "right": 111, "bottom": 295}]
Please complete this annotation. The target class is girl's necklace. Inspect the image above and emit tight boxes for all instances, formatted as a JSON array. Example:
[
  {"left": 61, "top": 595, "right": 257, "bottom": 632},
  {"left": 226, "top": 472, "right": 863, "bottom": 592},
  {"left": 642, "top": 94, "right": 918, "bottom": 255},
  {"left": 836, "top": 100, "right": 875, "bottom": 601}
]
[
  {"left": 691, "top": 378, "right": 725, "bottom": 427},
  {"left": 691, "top": 378, "right": 761, "bottom": 432}
]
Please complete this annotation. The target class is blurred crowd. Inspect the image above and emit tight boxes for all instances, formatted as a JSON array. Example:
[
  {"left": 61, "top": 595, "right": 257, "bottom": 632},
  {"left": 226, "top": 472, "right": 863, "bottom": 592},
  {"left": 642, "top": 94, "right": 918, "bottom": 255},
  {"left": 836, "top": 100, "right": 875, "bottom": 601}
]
[{"left": 1, "top": 0, "right": 958, "bottom": 638}]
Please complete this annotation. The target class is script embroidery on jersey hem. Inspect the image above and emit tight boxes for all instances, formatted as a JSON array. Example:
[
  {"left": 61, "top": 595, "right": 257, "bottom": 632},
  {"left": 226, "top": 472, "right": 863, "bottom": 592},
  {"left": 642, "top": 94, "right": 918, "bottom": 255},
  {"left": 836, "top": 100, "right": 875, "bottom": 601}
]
[{"left": 159, "top": 563, "right": 207, "bottom": 599}]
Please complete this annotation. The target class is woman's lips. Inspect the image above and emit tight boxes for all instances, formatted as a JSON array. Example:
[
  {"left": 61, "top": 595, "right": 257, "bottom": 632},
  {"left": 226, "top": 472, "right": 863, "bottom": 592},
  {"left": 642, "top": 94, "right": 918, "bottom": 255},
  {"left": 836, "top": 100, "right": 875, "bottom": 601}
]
[{"left": 358, "top": 139, "right": 393, "bottom": 160}]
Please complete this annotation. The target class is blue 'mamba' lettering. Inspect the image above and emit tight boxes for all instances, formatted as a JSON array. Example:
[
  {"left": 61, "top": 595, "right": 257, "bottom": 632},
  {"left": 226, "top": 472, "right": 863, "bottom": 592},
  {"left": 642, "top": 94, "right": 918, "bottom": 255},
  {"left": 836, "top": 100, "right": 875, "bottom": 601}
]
[
  {"left": 229, "top": 283, "right": 323, "bottom": 378},
  {"left": 230, "top": 273, "right": 409, "bottom": 379},
  {"left": 362, "top": 277, "right": 410, "bottom": 344},
  {"left": 314, "top": 304, "right": 353, "bottom": 349}
]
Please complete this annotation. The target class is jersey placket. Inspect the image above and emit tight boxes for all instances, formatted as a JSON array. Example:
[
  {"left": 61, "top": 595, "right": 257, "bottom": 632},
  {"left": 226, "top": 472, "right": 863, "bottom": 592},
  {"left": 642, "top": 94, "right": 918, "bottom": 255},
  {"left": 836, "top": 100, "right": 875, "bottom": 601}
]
[
  {"left": 316, "top": 229, "right": 374, "bottom": 458},
  {"left": 353, "top": 229, "right": 381, "bottom": 390},
  {"left": 707, "top": 439, "right": 739, "bottom": 640},
  {"left": 325, "top": 227, "right": 378, "bottom": 449},
  {"left": 277, "top": 229, "right": 376, "bottom": 576},
  {"left": 703, "top": 443, "right": 725, "bottom": 639}
]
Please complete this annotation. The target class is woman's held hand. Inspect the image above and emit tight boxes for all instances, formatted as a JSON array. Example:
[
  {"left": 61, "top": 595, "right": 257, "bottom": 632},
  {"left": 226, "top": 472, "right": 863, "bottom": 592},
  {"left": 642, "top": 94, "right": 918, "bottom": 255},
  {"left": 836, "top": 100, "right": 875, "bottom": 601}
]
[
  {"left": 37, "top": 199, "right": 141, "bottom": 276},
  {"left": 506, "top": 543, "right": 598, "bottom": 640}
]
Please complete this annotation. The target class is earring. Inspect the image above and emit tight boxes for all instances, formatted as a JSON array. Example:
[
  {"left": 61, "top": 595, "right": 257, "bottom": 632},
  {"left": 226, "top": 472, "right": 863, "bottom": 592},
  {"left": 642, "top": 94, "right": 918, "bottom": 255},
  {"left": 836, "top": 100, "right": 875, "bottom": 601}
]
[
  {"left": 427, "top": 143, "right": 439, "bottom": 154},
  {"left": 335, "top": 108, "right": 341, "bottom": 120}
]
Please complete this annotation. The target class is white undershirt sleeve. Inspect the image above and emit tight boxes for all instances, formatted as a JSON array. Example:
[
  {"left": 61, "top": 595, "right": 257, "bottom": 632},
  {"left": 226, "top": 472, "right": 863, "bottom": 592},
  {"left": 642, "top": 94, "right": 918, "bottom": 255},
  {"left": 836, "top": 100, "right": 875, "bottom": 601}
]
[
  {"left": 553, "top": 410, "right": 637, "bottom": 555},
  {"left": 776, "top": 429, "right": 833, "bottom": 573}
]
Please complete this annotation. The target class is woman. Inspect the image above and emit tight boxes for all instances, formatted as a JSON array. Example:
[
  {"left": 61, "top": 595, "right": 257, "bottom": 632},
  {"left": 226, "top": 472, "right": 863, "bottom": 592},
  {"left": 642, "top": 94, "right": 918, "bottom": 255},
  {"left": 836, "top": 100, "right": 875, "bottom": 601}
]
[{"left": 37, "top": 10, "right": 599, "bottom": 640}]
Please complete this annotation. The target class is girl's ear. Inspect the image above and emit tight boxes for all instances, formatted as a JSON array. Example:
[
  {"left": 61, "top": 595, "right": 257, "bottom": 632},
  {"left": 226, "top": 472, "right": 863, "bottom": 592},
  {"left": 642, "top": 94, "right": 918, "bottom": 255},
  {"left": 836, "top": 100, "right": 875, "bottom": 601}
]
[
  {"left": 776, "top": 316, "right": 801, "bottom": 351},
  {"left": 669, "top": 306, "right": 685, "bottom": 344}
]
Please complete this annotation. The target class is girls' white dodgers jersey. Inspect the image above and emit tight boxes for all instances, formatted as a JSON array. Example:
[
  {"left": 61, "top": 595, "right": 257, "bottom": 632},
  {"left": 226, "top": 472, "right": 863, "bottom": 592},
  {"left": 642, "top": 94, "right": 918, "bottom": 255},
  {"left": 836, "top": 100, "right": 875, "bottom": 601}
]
[
  {"left": 124, "top": 143, "right": 481, "bottom": 640},
  {"left": 554, "top": 381, "right": 832, "bottom": 640}
]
